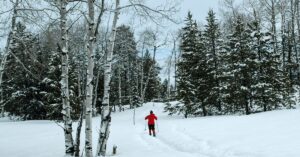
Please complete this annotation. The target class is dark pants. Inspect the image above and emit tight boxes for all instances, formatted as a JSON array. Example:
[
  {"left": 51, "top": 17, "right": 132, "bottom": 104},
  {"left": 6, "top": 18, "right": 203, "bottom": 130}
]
[{"left": 148, "top": 124, "right": 156, "bottom": 136}]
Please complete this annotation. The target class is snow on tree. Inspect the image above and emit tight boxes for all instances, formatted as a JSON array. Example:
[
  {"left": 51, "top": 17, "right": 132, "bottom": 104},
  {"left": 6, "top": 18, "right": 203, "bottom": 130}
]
[
  {"left": 203, "top": 9, "right": 223, "bottom": 113},
  {"left": 97, "top": 0, "right": 120, "bottom": 156},
  {"left": 2, "top": 22, "right": 45, "bottom": 120},
  {"left": 141, "top": 49, "right": 161, "bottom": 102},
  {"left": 111, "top": 25, "right": 140, "bottom": 109},
  {"left": 222, "top": 16, "right": 255, "bottom": 115},
  {"left": 176, "top": 12, "right": 201, "bottom": 118}
]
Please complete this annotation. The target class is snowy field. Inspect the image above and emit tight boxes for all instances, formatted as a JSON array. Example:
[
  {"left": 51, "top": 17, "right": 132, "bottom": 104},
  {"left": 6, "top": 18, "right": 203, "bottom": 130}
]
[{"left": 0, "top": 102, "right": 300, "bottom": 157}]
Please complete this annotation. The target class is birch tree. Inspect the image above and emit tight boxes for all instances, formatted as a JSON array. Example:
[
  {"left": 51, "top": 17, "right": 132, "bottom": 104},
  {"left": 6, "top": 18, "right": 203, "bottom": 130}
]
[
  {"left": 0, "top": 0, "right": 20, "bottom": 117},
  {"left": 84, "top": 0, "right": 106, "bottom": 156},
  {"left": 57, "top": 0, "right": 74, "bottom": 155},
  {"left": 94, "top": 0, "right": 178, "bottom": 155},
  {"left": 141, "top": 29, "right": 167, "bottom": 103},
  {"left": 96, "top": 0, "right": 120, "bottom": 156},
  {"left": 84, "top": 0, "right": 96, "bottom": 156},
  {"left": 48, "top": 0, "right": 86, "bottom": 155},
  {"left": 260, "top": 0, "right": 280, "bottom": 55}
]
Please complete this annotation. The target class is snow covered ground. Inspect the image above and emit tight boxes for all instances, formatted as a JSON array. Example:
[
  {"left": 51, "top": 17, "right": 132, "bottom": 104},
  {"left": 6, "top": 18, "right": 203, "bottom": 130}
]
[{"left": 0, "top": 102, "right": 300, "bottom": 157}]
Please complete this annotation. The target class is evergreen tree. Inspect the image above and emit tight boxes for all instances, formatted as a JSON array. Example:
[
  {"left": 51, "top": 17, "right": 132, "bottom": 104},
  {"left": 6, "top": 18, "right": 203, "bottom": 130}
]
[
  {"left": 40, "top": 49, "right": 62, "bottom": 120},
  {"left": 248, "top": 21, "right": 284, "bottom": 112},
  {"left": 142, "top": 49, "right": 161, "bottom": 102},
  {"left": 203, "top": 9, "right": 223, "bottom": 113},
  {"left": 2, "top": 22, "right": 46, "bottom": 120},
  {"left": 222, "top": 16, "right": 255, "bottom": 115},
  {"left": 1, "top": 22, "right": 81, "bottom": 120},
  {"left": 160, "top": 79, "right": 168, "bottom": 101},
  {"left": 112, "top": 25, "right": 140, "bottom": 108},
  {"left": 176, "top": 12, "right": 200, "bottom": 117}
]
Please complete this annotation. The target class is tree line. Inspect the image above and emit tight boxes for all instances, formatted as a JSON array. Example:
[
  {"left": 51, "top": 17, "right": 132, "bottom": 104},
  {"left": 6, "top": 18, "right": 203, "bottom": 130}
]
[
  {"left": 1, "top": 22, "right": 163, "bottom": 120},
  {"left": 166, "top": 0, "right": 300, "bottom": 117}
]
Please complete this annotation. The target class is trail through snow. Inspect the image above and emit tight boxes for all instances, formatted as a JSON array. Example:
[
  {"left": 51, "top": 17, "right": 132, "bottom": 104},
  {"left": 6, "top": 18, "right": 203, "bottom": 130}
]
[
  {"left": 108, "top": 102, "right": 300, "bottom": 157},
  {"left": 0, "top": 102, "right": 300, "bottom": 157}
]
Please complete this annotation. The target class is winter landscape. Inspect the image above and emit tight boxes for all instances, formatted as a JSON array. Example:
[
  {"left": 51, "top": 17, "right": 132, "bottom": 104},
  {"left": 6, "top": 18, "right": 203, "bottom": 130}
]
[
  {"left": 1, "top": 0, "right": 300, "bottom": 157},
  {"left": 1, "top": 102, "right": 300, "bottom": 157}
]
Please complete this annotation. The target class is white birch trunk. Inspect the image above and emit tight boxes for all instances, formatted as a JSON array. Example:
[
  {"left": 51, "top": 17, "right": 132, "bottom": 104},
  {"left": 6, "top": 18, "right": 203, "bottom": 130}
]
[
  {"left": 290, "top": 0, "right": 299, "bottom": 81},
  {"left": 296, "top": 0, "right": 300, "bottom": 81},
  {"left": 96, "top": 0, "right": 120, "bottom": 156},
  {"left": 74, "top": 69, "right": 84, "bottom": 157},
  {"left": 128, "top": 61, "right": 132, "bottom": 108},
  {"left": 93, "top": 71, "right": 101, "bottom": 116},
  {"left": 0, "top": 0, "right": 19, "bottom": 118},
  {"left": 297, "top": 0, "right": 300, "bottom": 46},
  {"left": 141, "top": 45, "right": 157, "bottom": 103},
  {"left": 166, "top": 40, "right": 176, "bottom": 100},
  {"left": 59, "top": 0, "right": 74, "bottom": 155},
  {"left": 85, "top": 0, "right": 96, "bottom": 157},
  {"left": 118, "top": 65, "right": 122, "bottom": 112},
  {"left": 175, "top": 48, "right": 178, "bottom": 94},
  {"left": 280, "top": 0, "right": 287, "bottom": 66},
  {"left": 271, "top": 0, "right": 278, "bottom": 54},
  {"left": 139, "top": 41, "right": 145, "bottom": 104},
  {"left": 133, "top": 59, "right": 139, "bottom": 125}
]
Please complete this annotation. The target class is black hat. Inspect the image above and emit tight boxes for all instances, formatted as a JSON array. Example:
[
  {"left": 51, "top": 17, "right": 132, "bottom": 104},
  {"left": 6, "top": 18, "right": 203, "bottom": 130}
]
[{"left": 150, "top": 110, "right": 153, "bottom": 114}]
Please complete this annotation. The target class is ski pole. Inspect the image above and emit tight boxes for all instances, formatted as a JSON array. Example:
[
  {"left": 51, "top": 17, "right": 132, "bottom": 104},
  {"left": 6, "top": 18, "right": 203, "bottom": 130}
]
[{"left": 144, "top": 121, "right": 147, "bottom": 131}]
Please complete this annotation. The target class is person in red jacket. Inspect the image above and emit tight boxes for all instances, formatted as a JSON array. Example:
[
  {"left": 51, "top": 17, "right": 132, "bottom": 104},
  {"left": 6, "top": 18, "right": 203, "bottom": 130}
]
[{"left": 145, "top": 110, "right": 158, "bottom": 136}]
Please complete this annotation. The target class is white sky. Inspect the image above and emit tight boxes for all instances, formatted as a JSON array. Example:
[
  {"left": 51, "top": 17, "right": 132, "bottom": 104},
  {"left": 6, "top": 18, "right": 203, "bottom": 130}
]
[
  {"left": 179, "top": 0, "right": 220, "bottom": 24},
  {"left": 117, "top": 0, "right": 222, "bottom": 83},
  {"left": 0, "top": 0, "right": 222, "bottom": 83}
]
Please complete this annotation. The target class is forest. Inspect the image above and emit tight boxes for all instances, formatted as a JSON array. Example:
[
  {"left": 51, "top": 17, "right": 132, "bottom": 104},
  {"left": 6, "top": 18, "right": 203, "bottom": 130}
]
[{"left": 0, "top": 0, "right": 299, "bottom": 157}]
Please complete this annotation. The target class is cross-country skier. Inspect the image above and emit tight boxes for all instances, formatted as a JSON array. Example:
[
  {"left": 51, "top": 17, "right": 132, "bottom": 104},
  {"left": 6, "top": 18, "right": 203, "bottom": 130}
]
[{"left": 145, "top": 110, "right": 158, "bottom": 137}]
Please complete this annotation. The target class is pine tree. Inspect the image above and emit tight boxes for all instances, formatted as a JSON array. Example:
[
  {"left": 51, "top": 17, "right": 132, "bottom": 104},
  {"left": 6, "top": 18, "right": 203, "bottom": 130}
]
[
  {"left": 176, "top": 12, "right": 200, "bottom": 117},
  {"left": 248, "top": 20, "right": 285, "bottom": 112},
  {"left": 160, "top": 79, "right": 169, "bottom": 101},
  {"left": 2, "top": 22, "right": 46, "bottom": 120},
  {"left": 142, "top": 49, "right": 161, "bottom": 102},
  {"left": 222, "top": 16, "right": 254, "bottom": 115},
  {"left": 203, "top": 9, "right": 223, "bottom": 114},
  {"left": 40, "top": 49, "right": 62, "bottom": 120},
  {"left": 112, "top": 25, "right": 140, "bottom": 108},
  {"left": 39, "top": 29, "right": 80, "bottom": 120}
]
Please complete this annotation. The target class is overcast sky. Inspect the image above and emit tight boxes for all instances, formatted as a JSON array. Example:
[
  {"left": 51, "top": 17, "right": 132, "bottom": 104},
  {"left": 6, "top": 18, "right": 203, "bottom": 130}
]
[
  {"left": 0, "top": 0, "right": 223, "bottom": 83},
  {"left": 118, "top": 0, "right": 222, "bottom": 83},
  {"left": 179, "top": 0, "right": 220, "bottom": 24},
  {"left": 118, "top": 0, "right": 221, "bottom": 31}
]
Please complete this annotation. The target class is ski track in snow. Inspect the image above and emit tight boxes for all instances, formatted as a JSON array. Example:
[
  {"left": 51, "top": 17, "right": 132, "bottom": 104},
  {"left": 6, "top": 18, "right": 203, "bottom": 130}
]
[{"left": 127, "top": 102, "right": 253, "bottom": 157}]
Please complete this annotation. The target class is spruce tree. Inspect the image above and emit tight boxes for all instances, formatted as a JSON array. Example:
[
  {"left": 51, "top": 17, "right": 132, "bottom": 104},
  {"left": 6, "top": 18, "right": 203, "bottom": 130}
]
[
  {"left": 222, "top": 16, "right": 254, "bottom": 115},
  {"left": 2, "top": 22, "right": 46, "bottom": 120},
  {"left": 160, "top": 79, "right": 169, "bottom": 101},
  {"left": 176, "top": 12, "right": 200, "bottom": 117},
  {"left": 112, "top": 25, "right": 141, "bottom": 108},
  {"left": 248, "top": 20, "right": 283, "bottom": 112},
  {"left": 193, "top": 29, "right": 211, "bottom": 116},
  {"left": 142, "top": 49, "right": 161, "bottom": 102},
  {"left": 203, "top": 9, "right": 223, "bottom": 113}
]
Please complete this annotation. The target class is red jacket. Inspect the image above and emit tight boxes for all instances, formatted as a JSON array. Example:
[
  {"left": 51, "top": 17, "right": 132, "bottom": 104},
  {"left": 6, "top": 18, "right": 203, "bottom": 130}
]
[{"left": 145, "top": 113, "right": 157, "bottom": 125}]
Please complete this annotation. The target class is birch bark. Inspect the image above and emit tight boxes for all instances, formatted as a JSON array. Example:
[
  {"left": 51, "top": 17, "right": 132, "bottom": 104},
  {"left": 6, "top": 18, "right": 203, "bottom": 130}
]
[
  {"left": 139, "top": 40, "right": 145, "bottom": 103},
  {"left": 85, "top": 0, "right": 96, "bottom": 157},
  {"left": 59, "top": 0, "right": 74, "bottom": 155},
  {"left": 0, "top": 0, "right": 19, "bottom": 117},
  {"left": 118, "top": 65, "right": 122, "bottom": 112},
  {"left": 96, "top": 0, "right": 120, "bottom": 156},
  {"left": 74, "top": 71, "right": 83, "bottom": 157}
]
